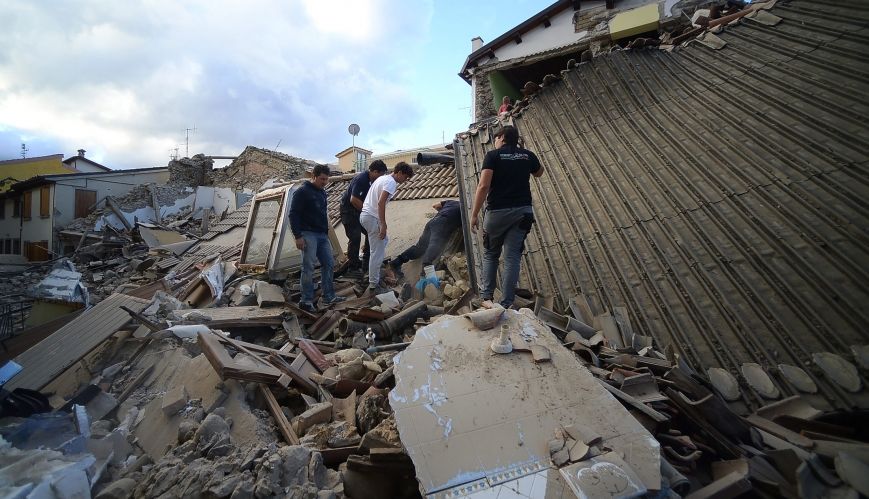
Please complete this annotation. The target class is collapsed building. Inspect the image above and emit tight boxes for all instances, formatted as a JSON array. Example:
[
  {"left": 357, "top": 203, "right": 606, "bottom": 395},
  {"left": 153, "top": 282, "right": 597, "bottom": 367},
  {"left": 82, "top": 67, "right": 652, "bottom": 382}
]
[{"left": 0, "top": 0, "right": 867, "bottom": 498}]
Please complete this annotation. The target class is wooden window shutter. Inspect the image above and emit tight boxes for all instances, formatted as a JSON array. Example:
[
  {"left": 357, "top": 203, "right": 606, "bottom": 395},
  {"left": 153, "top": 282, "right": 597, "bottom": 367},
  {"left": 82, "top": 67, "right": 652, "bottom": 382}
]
[
  {"left": 40, "top": 185, "right": 51, "bottom": 217},
  {"left": 74, "top": 189, "right": 97, "bottom": 219},
  {"left": 23, "top": 191, "right": 32, "bottom": 220}
]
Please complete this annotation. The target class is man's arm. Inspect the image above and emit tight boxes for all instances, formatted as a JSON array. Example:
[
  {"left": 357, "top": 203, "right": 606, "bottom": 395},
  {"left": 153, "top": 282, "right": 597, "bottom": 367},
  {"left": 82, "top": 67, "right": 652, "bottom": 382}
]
[
  {"left": 377, "top": 191, "right": 389, "bottom": 239},
  {"left": 470, "top": 169, "right": 493, "bottom": 233},
  {"left": 350, "top": 196, "right": 364, "bottom": 211},
  {"left": 532, "top": 164, "right": 545, "bottom": 178},
  {"left": 289, "top": 190, "right": 306, "bottom": 250}
]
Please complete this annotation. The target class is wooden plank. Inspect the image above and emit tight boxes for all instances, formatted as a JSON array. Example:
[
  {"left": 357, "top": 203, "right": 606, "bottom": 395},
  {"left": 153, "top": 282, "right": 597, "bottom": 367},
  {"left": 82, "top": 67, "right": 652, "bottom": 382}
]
[
  {"left": 744, "top": 415, "right": 815, "bottom": 449},
  {"left": 105, "top": 196, "right": 133, "bottom": 231},
  {"left": 148, "top": 184, "right": 161, "bottom": 224},
  {"left": 5, "top": 294, "right": 149, "bottom": 391},
  {"left": 173, "top": 306, "right": 288, "bottom": 322},
  {"left": 198, "top": 332, "right": 283, "bottom": 384},
  {"left": 259, "top": 385, "right": 300, "bottom": 445},
  {"left": 0, "top": 310, "right": 84, "bottom": 363},
  {"left": 268, "top": 352, "right": 318, "bottom": 395}
]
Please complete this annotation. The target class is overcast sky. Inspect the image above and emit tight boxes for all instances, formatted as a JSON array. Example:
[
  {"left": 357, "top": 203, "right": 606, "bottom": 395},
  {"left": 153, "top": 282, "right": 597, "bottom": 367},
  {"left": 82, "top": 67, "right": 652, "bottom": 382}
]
[{"left": 0, "top": 0, "right": 543, "bottom": 169}]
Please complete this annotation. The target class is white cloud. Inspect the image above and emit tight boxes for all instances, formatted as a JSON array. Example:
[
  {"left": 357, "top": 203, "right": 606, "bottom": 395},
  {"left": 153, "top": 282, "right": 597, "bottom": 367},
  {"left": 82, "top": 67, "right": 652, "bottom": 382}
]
[{"left": 0, "top": 0, "right": 435, "bottom": 168}]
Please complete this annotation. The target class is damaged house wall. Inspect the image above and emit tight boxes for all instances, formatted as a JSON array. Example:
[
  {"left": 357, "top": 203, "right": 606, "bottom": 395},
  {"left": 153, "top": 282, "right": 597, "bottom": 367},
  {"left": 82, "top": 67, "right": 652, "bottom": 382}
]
[
  {"left": 456, "top": 0, "right": 869, "bottom": 410},
  {"left": 212, "top": 146, "right": 324, "bottom": 190}
]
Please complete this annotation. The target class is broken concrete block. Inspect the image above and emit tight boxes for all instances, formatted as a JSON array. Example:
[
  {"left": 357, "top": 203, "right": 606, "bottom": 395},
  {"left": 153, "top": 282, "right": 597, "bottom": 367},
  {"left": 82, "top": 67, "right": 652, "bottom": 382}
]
[
  {"left": 255, "top": 281, "right": 286, "bottom": 307},
  {"left": 293, "top": 402, "right": 332, "bottom": 436},
  {"left": 161, "top": 385, "right": 188, "bottom": 416},
  {"left": 563, "top": 423, "right": 601, "bottom": 446},
  {"left": 568, "top": 439, "right": 590, "bottom": 462}
]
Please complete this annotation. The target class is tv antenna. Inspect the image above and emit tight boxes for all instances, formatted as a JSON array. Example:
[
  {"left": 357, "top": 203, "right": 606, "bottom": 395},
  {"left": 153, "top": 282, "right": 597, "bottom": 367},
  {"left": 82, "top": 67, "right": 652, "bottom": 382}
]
[
  {"left": 169, "top": 147, "right": 180, "bottom": 161},
  {"left": 185, "top": 125, "right": 197, "bottom": 158},
  {"left": 348, "top": 123, "right": 360, "bottom": 148},
  {"left": 20, "top": 143, "right": 28, "bottom": 159},
  {"left": 274, "top": 139, "right": 282, "bottom": 152}
]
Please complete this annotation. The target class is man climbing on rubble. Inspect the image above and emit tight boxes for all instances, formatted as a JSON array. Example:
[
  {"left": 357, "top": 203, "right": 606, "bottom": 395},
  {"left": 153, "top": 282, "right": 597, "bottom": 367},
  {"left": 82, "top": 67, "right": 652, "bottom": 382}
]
[
  {"left": 290, "top": 164, "right": 346, "bottom": 312},
  {"left": 360, "top": 161, "right": 414, "bottom": 294},
  {"left": 341, "top": 160, "right": 388, "bottom": 277},
  {"left": 470, "top": 125, "right": 545, "bottom": 309},
  {"left": 389, "top": 199, "right": 461, "bottom": 279}
]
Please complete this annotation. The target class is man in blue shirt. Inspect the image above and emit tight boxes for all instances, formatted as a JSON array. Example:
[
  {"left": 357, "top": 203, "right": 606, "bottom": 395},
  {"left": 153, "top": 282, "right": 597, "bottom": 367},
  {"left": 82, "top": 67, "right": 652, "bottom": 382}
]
[
  {"left": 341, "top": 160, "right": 388, "bottom": 274},
  {"left": 289, "top": 164, "right": 346, "bottom": 312},
  {"left": 390, "top": 200, "right": 462, "bottom": 279}
]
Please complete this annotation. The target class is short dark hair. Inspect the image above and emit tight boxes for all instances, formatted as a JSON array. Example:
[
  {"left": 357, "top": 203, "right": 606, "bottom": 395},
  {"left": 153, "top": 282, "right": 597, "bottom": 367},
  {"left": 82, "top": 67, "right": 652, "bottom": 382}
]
[
  {"left": 312, "top": 164, "right": 330, "bottom": 177},
  {"left": 369, "top": 160, "right": 387, "bottom": 173},
  {"left": 494, "top": 125, "right": 519, "bottom": 146},
  {"left": 393, "top": 161, "right": 414, "bottom": 177}
]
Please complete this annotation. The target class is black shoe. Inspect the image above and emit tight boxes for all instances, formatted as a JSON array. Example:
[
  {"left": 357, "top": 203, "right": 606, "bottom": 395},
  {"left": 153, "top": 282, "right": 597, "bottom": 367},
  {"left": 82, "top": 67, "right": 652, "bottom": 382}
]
[
  {"left": 299, "top": 302, "right": 317, "bottom": 313},
  {"left": 390, "top": 261, "right": 405, "bottom": 279}
]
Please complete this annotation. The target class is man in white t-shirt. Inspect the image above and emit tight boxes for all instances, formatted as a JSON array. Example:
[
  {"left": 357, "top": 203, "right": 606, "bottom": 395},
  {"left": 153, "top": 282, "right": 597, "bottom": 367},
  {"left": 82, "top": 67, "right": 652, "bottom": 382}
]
[{"left": 359, "top": 161, "right": 414, "bottom": 293}]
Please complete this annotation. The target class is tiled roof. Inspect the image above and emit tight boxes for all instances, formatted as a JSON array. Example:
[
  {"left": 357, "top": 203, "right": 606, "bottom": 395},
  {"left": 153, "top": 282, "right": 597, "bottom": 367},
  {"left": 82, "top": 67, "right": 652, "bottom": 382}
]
[
  {"left": 457, "top": 0, "right": 869, "bottom": 410},
  {"left": 324, "top": 166, "right": 459, "bottom": 226},
  {"left": 201, "top": 200, "right": 252, "bottom": 240}
]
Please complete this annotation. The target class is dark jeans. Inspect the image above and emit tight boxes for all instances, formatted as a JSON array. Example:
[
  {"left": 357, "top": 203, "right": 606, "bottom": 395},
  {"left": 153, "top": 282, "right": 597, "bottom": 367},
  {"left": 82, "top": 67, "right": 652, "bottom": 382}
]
[
  {"left": 394, "top": 217, "right": 456, "bottom": 269},
  {"left": 481, "top": 206, "right": 534, "bottom": 307},
  {"left": 341, "top": 205, "right": 369, "bottom": 267},
  {"left": 300, "top": 231, "right": 335, "bottom": 305}
]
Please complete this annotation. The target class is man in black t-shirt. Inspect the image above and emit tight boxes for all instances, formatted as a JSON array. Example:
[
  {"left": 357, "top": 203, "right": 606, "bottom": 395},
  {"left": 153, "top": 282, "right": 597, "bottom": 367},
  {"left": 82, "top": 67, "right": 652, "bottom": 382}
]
[
  {"left": 341, "top": 160, "right": 388, "bottom": 273},
  {"left": 470, "top": 125, "right": 545, "bottom": 308},
  {"left": 390, "top": 199, "right": 461, "bottom": 278}
]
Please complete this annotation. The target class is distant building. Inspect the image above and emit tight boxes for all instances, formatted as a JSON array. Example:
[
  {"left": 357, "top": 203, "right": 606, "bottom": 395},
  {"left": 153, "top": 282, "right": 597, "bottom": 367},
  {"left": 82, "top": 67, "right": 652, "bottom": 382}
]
[
  {"left": 0, "top": 167, "right": 169, "bottom": 261},
  {"left": 370, "top": 144, "right": 452, "bottom": 170},
  {"left": 0, "top": 155, "right": 78, "bottom": 193},
  {"left": 62, "top": 149, "right": 112, "bottom": 173},
  {"left": 335, "top": 146, "right": 372, "bottom": 173}
]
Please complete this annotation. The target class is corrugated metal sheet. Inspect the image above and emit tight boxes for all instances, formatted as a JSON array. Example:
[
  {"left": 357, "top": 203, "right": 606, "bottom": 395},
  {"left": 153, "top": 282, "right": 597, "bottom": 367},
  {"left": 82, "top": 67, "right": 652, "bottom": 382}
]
[
  {"left": 6, "top": 293, "right": 150, "bottom": 391},
  {"left": 457, "top": 0, "right": 869, "bottom": 410}
]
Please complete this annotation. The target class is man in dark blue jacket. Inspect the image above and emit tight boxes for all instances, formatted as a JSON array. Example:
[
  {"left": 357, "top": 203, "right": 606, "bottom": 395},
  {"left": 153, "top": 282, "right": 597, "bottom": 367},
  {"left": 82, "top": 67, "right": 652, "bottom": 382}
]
[
  {"left": 341, "top": 160, "right": 387, "bottom": 274},
  {"left": 389, "top": 199, "right": 461, "bottom": 278},
  {"left": 289, "top": 165, "right": 346, "bottom": 312}
]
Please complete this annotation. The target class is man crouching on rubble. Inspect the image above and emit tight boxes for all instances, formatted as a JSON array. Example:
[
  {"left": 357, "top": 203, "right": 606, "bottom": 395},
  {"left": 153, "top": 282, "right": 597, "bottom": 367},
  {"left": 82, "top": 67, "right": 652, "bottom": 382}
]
[
  {"left": 470, "top": 125, "right": 545, "bottom": 309},
  {"left": 290, "top": 164, "right": 346, "bottom": 312}
]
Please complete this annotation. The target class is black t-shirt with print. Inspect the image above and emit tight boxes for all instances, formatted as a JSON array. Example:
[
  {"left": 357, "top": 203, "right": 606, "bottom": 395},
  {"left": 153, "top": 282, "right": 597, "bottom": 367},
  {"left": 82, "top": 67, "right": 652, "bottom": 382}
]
[{"left": 482, "top": 145, "right": 541, "bottom": 209}]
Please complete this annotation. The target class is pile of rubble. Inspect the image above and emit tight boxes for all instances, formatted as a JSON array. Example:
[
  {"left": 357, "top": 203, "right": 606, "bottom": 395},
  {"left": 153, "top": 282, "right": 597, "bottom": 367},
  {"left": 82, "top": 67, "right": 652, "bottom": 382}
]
[{"left": 2, "top": 171, "right": 866, "bottom": 498}]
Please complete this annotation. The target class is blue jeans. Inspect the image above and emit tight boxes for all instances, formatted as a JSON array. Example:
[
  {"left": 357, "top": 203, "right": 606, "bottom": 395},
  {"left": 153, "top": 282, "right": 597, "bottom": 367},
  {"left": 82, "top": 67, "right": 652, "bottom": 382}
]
[
  {"left": 300, "top": 231, "right": 335, "bottom": 305},
  {"left": 394, "top": 217, "right": 457, "bottom": 269},
  {"left": 480, "top": 206, "right": 534, "bottom": 307}
]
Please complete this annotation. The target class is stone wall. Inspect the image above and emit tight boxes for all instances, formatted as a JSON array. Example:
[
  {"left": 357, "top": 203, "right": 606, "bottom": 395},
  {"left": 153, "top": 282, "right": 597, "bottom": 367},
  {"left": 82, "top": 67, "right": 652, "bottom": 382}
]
[
  {"left": 168, "top": 154, "right": 214, "bottom": 186},
  {"left": 473, "top": 73, "right": 497, "bottom": 122}
]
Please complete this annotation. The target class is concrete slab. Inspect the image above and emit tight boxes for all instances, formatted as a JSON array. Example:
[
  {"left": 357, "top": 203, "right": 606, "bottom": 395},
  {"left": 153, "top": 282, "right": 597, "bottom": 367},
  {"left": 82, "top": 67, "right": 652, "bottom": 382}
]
[{"left": 390, "top": 309, "right": 659, "bottom": 496}]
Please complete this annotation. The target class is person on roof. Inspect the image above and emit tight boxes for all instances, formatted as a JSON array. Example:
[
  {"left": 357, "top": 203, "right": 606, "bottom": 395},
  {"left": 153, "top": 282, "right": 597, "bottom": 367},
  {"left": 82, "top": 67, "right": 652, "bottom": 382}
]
[
  {"left": 359, "top": 161, "right": 415, "bottom": 294},
  {"left": 340, "top": 160, "right": 388, "bottom": 275},
  {"left": 498, "top": 95, "right": 513, "bottom": 115},
  {"left": 289, "top": 164, "right": 347, "bottom": 313},
  {"left": 470, "top": 125, "right": 545, "bottom": 309},
  {"left": 390, "top": 199, "right": 462, "bottom": 279}
]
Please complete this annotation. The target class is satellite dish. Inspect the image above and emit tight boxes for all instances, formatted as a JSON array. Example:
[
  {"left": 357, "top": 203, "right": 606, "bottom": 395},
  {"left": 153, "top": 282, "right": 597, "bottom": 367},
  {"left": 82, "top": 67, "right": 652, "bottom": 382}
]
[{"left": 348, "top": 124, "right": 360, "bottom": 136}]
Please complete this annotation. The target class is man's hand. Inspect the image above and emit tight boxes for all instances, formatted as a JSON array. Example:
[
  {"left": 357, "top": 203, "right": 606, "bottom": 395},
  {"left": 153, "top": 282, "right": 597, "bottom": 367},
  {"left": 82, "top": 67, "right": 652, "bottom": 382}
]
[
  {"left": 470, "top": 213, "right": 479, "bottom": 233},
  {"left": 379, "top": 223, "right": 387, "bottom": 240},
  {"left": 295, "top": 237, "right": 306, "bottom": 250}
]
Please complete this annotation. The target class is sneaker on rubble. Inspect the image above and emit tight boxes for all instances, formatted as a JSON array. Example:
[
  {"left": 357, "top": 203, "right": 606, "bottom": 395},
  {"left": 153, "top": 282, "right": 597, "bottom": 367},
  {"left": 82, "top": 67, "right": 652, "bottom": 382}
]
[
  {"left": 322, "top": 295, "right": 347, "bottom": 306},
  {"left": 298, "top": 302, "right": 317, "bottom": 313},
  {"left": 366, "top": 285, "right": 390, "bottom": 296}
]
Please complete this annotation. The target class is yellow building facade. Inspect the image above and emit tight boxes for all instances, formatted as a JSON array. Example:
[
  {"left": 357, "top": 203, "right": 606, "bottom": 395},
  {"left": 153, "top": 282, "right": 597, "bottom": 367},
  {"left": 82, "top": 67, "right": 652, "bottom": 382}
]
[{"left": 0, "top": 154, "right": 77, "bottom": 192}]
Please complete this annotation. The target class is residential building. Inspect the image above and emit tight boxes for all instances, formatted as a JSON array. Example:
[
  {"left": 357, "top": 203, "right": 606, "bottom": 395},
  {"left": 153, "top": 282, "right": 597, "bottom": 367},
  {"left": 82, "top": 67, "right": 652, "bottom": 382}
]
[
  {"left": 370, "top": 143, "right": 452, "bottom": 170},
  {"left": 335, "top": 146, "right": 372, "bottom": 173},
  {"left": 0, "top": 167, "right": 169, "bottom": 261},
  {"left": 62, "top": 149, "right": 112, "bottom": 173},
  {"left": 0, "top": 154, "right": 78, "bottom": 193},
  {"left": 459, "top": 0, "right": 684, "bottom": 121}
]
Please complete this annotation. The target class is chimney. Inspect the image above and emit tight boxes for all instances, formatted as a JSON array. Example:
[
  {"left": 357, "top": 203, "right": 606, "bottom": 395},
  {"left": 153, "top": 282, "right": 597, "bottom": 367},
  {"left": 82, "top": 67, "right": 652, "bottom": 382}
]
[
  {"left": 472, "top": 37, "right": 484, "bottom": 52},
  {"left": 77, "top": 149, "right": 86, "bottom": 157}
]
